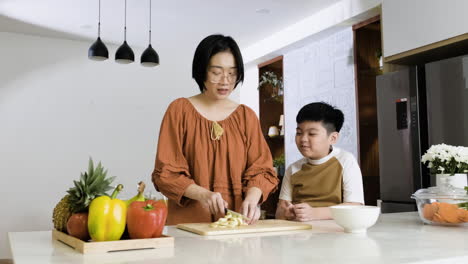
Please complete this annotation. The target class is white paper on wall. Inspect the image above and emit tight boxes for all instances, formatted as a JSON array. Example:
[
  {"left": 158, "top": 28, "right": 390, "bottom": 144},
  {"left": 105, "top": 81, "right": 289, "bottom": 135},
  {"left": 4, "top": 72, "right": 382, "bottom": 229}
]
[{"left": 284, "top": 27, "right": 358, "bottom": 168}]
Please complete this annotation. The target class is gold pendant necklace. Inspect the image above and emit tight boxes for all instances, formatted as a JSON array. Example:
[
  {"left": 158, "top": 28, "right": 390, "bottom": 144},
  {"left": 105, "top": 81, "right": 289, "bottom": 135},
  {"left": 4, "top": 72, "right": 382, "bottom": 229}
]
[{"left": 211, "top": 121, "right": 224, "bottom": 140}]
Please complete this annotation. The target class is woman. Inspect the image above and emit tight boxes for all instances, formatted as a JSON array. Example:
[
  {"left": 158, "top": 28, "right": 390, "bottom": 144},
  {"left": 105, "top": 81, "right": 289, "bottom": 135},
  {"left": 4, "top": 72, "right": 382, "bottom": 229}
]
[{"left": 152, "top": 34, "right": 278, "bottom": 225}]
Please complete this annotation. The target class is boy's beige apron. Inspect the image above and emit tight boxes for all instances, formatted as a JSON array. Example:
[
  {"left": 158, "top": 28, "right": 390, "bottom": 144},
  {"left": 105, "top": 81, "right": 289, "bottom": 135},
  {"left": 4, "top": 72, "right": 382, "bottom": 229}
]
[{"left": 291, "top": 157, "right": 343, "bottom": 207}]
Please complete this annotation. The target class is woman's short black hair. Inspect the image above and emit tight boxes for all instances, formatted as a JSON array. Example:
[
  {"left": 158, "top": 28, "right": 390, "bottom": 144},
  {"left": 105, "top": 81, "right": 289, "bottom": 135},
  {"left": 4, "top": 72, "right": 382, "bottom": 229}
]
[
  {"left": 192, "top": 34, "right": 244, "bottom": 93},
  {"left": 296, "top": 102, "right": 344, "bottom": 133}
]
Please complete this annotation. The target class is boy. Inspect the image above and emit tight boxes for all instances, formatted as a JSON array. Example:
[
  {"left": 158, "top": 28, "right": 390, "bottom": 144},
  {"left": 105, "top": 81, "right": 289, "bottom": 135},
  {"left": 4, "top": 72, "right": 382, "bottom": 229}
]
[{"left": 276, "top": 102, "right": 364, "bottom": 221}]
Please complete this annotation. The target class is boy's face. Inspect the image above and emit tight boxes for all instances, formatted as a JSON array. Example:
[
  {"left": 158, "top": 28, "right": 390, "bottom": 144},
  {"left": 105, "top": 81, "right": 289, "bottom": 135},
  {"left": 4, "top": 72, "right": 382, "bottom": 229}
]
[{"left": 295, "top": 121, "right": 339, "bottom": 160}]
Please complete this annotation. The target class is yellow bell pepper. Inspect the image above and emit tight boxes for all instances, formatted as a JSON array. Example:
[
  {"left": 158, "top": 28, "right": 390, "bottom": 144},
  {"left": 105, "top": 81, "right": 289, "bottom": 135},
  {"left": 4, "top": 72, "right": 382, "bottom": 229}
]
[{"left": 87, "top": 184, "right": 127, "bottom": 241}]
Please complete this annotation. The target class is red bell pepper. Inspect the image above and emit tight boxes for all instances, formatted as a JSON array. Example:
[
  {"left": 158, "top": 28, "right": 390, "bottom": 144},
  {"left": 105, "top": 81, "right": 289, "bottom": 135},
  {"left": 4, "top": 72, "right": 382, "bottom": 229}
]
[{"left": 127, "top": 200, "right": 168, "bottom": 239}]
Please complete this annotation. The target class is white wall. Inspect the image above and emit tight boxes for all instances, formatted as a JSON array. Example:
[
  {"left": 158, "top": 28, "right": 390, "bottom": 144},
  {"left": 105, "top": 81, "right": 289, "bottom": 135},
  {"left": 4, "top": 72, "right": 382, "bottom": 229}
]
[
  {"left": 241, "top": 0, "right": 380, "bottom": 117},
  {"left": 243, "top": 0, "right": 381, "bottom": 66},
  {"left": 0, "top": 32, "right": 247, "bottom": 258},
  {"left": 238, "top": 0, "right": 379, "bottom": 166},
  {"left": 239, "top": 66, "right": 259, "bottom": 115},
  {"left": 283, "top": 28, "right": 358, "bottom": 167},
  {"left": 382, "top": 0, "right": 468, "bottom": 57}
]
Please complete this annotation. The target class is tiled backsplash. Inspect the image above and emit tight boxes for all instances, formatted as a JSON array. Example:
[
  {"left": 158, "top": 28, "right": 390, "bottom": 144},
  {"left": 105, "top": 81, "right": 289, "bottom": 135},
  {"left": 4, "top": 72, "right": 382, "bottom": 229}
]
[{"left": 283, "top": 28, "right": 358, "bottom": 167}]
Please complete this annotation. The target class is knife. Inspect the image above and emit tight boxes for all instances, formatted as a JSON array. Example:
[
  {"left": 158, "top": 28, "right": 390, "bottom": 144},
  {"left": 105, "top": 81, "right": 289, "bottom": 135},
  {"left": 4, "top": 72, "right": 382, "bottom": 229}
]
[{"left": 225, "top": 208, "right": 251, "bottom": 221}]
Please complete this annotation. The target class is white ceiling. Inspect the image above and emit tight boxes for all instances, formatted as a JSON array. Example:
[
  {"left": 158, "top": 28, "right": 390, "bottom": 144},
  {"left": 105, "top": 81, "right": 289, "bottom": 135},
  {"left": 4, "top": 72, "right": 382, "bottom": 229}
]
[{"left": 0, "top": 0, "right": 341, "bottom": 50}]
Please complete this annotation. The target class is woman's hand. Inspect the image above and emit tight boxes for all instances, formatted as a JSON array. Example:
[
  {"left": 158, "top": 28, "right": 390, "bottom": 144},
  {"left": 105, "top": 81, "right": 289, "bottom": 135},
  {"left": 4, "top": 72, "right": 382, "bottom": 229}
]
[
  {"left": 240, "top": 201, "right": 261, "bottom": 224},
  {"left": 184, "top": 184, "right": 227, "bottom": 216},
  {"left": 241, "top": 187, "right": 262, "bottom": 224},
  {"left": 199, "top": 190, "right": 228, "bottom": 216}
]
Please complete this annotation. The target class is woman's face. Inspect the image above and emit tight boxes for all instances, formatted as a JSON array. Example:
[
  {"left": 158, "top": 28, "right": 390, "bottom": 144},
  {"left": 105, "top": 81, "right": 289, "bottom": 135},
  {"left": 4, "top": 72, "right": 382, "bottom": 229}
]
[{"left": 203, "top": 51, "right": 238, "bottom": 100}]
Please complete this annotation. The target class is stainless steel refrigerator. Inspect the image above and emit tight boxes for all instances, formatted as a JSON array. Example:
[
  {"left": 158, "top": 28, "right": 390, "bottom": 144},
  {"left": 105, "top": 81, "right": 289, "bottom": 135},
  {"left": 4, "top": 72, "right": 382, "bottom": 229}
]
[
  {"left": 425, "top": 56, "right": 468, "bottom": 147},
  {"left": 376, "top": 67, "right": 426, "bottom": 213},
  {"left": 376, "top": 55, "right": 468, "bottom": 213}
]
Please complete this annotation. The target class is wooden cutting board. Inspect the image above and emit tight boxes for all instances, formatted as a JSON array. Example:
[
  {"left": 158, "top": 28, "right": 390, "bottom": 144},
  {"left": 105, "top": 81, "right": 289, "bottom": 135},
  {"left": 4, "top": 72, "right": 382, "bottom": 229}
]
[{"left": 177, "top": 219, "right": 312, "bottom": 236}]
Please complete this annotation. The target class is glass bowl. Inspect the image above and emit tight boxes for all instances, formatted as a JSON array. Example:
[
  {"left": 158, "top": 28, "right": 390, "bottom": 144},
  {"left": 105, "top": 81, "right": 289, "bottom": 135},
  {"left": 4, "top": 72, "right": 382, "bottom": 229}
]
[{"left": 411, "top": 185, "right": 468, "bottom": 226}]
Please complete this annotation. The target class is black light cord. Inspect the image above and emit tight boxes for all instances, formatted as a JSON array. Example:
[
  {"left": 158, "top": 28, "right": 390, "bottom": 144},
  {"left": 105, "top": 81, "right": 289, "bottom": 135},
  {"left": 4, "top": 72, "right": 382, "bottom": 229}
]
[
  {"left": 124, "top": 0, "right": 127, "bottom": 41},
  {"left": 98, "top": 0, "right": 101, "bottom": 37},
  {"left": 149, "top": 0, "right": 152, "bottom": 44}
]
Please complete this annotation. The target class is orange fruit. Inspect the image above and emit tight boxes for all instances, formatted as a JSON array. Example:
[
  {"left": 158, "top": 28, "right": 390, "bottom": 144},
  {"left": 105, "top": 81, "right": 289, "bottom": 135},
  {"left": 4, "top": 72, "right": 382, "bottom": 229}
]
[
  {"left": 432, "top": 212, "right": 445, "bottom": 223},
  {"left": 459, "top": 209, "right": 468, "bottom": 223},
  {"left": 423, "top": 203, "right": 436, "bottom": 220},
  {"left": 437, "top": 203, "right": 460, "bottom": 223}
]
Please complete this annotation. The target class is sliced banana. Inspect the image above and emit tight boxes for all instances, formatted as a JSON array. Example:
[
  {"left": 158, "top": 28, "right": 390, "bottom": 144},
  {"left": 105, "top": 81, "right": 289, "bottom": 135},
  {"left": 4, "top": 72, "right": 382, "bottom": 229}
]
[{"left": 209, "top": 211, "right": 246, "bottom": 228}]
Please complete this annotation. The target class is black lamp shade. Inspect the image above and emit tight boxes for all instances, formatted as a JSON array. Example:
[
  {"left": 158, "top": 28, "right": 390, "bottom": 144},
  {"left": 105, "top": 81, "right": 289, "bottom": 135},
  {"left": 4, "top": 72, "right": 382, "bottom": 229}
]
[
  {"left": 88, "top": 37, "right": 109, "bottom": 61},
  {"left": 115, "top": 41, "right": 135, "bottom": 64},
  {"left": 140, "top": 44, "right": 159, "bottom": 67}
]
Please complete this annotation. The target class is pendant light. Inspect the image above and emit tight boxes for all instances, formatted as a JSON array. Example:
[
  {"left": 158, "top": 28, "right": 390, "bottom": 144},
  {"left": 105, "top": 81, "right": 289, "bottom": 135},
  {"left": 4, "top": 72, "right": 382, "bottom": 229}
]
[
  {"left": 141, "top": 0, "right": 159, "bottom": 67},
  {"left": 88, "top": 0, "right": 109, "bottom": 61},
  {"left": 115, "top": 0, "right": 134, "bottom": 64}
]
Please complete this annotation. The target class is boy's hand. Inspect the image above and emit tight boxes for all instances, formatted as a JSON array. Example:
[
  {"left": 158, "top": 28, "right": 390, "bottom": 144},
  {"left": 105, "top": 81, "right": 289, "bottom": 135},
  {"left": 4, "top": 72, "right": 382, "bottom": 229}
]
[
  {"left": 284, "top": 201, "right": 296, "bottom": 220},
  {"left": 276, "top": 200, "right": 296, "bottom": 220},
  {"left": 293, "top": 203, "right": 315, "bottom": 221}
]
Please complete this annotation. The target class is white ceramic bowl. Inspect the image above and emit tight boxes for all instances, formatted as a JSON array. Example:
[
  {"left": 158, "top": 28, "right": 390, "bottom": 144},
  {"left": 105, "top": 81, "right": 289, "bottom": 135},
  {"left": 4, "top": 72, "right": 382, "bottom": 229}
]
[{"left": 330, "top": 205, "right": 381, "bottom": 233}]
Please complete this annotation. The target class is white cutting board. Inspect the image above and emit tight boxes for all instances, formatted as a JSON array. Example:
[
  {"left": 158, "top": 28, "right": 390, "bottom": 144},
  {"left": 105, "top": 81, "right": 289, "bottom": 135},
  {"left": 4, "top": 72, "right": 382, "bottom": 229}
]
[{"left": 177, "top": 219, "right": 312, "bottom": 236}]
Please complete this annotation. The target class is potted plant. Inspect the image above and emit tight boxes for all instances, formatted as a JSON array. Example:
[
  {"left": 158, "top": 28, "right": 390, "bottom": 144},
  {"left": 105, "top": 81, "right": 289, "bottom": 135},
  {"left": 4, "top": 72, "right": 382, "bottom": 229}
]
[
  {"left": 273, "top": 154, "right": 285, "bottom": 177},
  {"left": 421, "top": 144, "right": 468, "bottom": 189},
  {"left": 258, "top": 71, "right": 283, "bottom": 102},
  {"left": 375, "top": 49, "right": 383, "bottom": 69}
]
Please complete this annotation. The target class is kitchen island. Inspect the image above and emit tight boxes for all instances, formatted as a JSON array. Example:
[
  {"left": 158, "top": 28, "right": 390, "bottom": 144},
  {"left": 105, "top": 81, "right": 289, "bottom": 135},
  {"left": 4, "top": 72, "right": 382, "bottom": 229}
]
[{"left": 8, "top": 212, "right": 468, "bottom": 264}]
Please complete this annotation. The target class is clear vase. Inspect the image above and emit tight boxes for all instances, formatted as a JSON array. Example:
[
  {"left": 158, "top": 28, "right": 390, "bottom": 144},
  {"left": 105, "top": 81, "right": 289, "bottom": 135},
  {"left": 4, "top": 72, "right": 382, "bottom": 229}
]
[{"left": 435, "top": 173, "right": 468, "bottom": 189}]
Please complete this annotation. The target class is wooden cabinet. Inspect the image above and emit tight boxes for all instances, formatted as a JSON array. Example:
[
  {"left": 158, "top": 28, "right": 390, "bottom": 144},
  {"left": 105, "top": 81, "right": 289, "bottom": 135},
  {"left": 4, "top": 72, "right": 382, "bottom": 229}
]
[
  {"left": 353, "top": 16, "right": 382, "bottom": 206},
  {"left": 258, "top": 56, "right": 284, "bottom": 219},
  {"left": 382, "top": 0, "right": 468, "bottom": 61}
]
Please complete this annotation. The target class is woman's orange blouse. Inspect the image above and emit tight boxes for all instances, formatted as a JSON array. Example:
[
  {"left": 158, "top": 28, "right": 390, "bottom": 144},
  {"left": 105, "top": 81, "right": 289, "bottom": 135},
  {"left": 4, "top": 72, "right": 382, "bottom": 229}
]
[{"left": 152, "top": 98, "right": 278, "bottom": 224}]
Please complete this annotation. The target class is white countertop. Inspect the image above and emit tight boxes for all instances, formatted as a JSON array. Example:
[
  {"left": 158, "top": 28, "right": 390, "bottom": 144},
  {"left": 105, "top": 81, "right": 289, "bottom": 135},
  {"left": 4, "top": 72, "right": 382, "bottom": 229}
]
[{"left": 8, "top": 212, "right": 468, "bottom": 264}]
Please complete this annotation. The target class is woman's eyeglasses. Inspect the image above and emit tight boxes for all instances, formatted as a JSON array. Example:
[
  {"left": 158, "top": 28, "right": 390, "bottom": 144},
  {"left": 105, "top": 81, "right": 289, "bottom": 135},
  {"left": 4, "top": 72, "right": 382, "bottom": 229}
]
[{"left": 207, "top": 67, "right": 238, "bottom": 84}]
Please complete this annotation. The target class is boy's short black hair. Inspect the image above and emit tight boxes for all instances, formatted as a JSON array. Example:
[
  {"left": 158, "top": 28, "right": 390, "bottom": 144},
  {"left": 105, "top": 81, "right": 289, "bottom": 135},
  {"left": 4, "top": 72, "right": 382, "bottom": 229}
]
[
  {"left": 296, "top": 102, "right": 344, "bottom": 133},
  {"left": 192, "top": 34, "right": 244, "bottom": 93}
]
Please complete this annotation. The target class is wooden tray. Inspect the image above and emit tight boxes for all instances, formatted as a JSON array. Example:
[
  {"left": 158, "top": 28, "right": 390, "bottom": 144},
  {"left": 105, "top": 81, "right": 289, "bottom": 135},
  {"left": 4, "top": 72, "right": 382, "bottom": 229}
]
[
  {"left": 52, "top": 229, "right": 174, "bottom": 254},
  {"left": 177, "top": 219, "right": 312, "bottom": 236}
]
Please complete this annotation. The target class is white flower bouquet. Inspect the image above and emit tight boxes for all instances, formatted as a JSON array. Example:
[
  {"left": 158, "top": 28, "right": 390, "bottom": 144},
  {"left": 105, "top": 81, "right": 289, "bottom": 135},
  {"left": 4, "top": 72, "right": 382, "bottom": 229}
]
[{"left": 421, "top": 144, "right": 468, "bottom": 175}]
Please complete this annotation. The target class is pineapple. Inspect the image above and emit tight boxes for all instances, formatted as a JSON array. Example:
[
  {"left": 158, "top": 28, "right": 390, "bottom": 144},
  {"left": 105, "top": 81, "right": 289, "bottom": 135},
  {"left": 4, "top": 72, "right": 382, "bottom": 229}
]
[
  {"left": 52, "top": 195, "right": 72, "bottom": 232},
  {"left": 52, "top": 158, "right": 115, "bottom": 232}
]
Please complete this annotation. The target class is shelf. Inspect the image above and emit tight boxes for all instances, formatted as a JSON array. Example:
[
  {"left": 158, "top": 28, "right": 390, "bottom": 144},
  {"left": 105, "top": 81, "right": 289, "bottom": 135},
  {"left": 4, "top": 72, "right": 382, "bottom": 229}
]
[
  {"left": 264, "top": 135, "right": 284, "bottom": 140},
  {"left": 358, "top": 67, "right": 383, "bottom": 76},
  {"left": 258, "top": 56, "right": 284, "bottom": 221},
  {"left": 262, "top": 96, "right": 283, "bottom": 104}
]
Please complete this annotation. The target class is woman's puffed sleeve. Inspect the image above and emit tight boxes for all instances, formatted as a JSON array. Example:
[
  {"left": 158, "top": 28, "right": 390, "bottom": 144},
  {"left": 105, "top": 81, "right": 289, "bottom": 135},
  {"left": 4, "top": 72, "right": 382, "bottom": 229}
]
[
  {"left": 152, "top": 100, "right": 194, "bottom": 206},
  {"left": 242, "top": 107, "right": 279, "bottom": 203}
]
